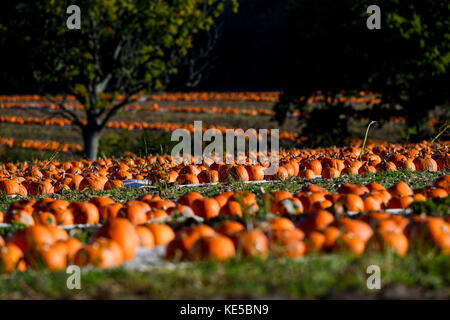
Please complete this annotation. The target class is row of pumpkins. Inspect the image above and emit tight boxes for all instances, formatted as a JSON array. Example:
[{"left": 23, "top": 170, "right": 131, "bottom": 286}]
[
  {"left": 0, "top": 91, "right": 380, "bottom": 103},
  {"left": 0, "top": 115, "right": 303, "bottom": 143},
  {"left": 2, "top": 103, "right": 443, "bottom": 127},
  {"left": 1, "top": 176, "right": 448, "bottom": 228},
  {"left": 0, "top": 102, "right": 275, "bottom": 116},
  {"left": 0, "top": 141, "right": 449, "bottom": 196},
  {"left": 0, "top": 135, "right": 82, "bottom": 153},
  {"left": 0, "top": 176, "right": 449, "bottom": 272}
]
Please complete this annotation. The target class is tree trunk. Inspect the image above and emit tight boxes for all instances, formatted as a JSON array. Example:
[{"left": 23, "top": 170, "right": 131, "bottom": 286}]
[{"left": 82, "top": 126, "right": 101, "bottom": 160}]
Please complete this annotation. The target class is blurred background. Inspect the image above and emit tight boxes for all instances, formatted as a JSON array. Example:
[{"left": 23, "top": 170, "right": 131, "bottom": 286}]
[{"left": 0, "top": 0, "right": 448, "bottom": 161}]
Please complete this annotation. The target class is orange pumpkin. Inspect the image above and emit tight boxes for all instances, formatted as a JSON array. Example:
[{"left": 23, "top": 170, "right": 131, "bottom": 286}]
[{"left": 94, "top": 218, "right": 140, "bottom": 260}]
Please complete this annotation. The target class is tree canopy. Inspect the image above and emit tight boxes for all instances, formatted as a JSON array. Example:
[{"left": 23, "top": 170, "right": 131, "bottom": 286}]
[{"left": 274, "top": 0, "right": 449, "bottom": 146}]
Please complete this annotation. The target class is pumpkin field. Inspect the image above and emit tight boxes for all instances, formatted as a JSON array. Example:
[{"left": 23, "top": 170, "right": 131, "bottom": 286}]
[
  {"left": 0, "top": 91, "right": 449, "bottom": 299},
  {"left": 0, "top": 0, "right": 449, "bottom": 302}
]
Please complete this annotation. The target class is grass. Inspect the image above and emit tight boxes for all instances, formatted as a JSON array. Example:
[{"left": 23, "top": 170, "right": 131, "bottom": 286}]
[{"left": 0, "top": 250, "right": 449, "bottom": 299}]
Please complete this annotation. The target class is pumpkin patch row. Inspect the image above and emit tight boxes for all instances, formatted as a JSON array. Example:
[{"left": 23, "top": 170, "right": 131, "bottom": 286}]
[
  {"left": 0, "top": 91, "right": 381, "bottom": 103},
  {"left": 1, "top": 176, "right": 447, "bottom": 229},
  {"left": 0, "top": 176, "right": 449, "bottom": 272},
  {"left": 0, "top": 141, "right": 449, "bottom": 196},
  {"left": 0, "top": 102, "right": 276, "bottom": 116},
  {"left": 0, "top": 116, "right": 303, "bottom": 143},
  {"left": 1, "top": 103, "right": 429, "bottom": 125},
  {"left": 0, "top": 135, "right": 82, "bottom": 153}
]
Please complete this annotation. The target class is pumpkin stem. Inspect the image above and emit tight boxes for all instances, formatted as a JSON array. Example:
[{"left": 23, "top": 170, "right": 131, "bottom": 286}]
[
  {"left": 359, "top": 121, "right": 377, "bottom": 161},
  {"left": 430, "top": 123, "right": 449, "bottom": 144}
]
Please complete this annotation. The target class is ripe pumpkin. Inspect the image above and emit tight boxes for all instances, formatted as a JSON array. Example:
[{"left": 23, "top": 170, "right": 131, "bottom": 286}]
[
  {"left": 305, "top": 231, "right": 326, "bottom": 253},
  {"left": 64, "top": 238, "right": 82, "bottom": 262},
  {"left": 269, "top": 217, "right": 295, "bottom": 231},
  {"left": 274, "top": 241, "right": 306, "bottom": 258},
  {"left": 214, "top": 191, "right": 235, "bottom": 207},
  {"left": 335, "top": 217, "right": 373, "bottom": 243},
  {"left": 10, "top": 225, "right": 55, "bottom": 253},
  {"left": 135, "top": 226, "right": 155, "bottom": 248},
  {"left": 177, "top": 192, "right": 203, "bottom": 206},
  {"left": 70, "top": 202, "right": 100, "bottom": 224},
  {"left": 166, "top": 224, "right": 215, "bottom": 260},
  {"left": 145, "top": 223, "right": 175, "bottom": 246},
  {"left": 219, "top": 200, "right": 242, "bottom": 217},
  {"left": 334, "top": 194, "right": 365, "bottom": 213},
  {"left": 198, "top": 170, "right": 219, "bottom": 183},
  {"left": 191, "top": 198, "right": 220, "bottom": 220},
  {"left": 189, "top": 235, "right": 236, "bottom": 261},
  {"left": 269, "top": 228, "right": 305, "bottom": 246},
  {"left": 297, "top": 210, "right": 334, "bottom": 233},
  {"left": 245, "top": 165, "right": 265, "bottom": 181},
  {"left": 216, "top": 221, "right": 245, "bottom": 236},
  {"left": 367, "top": 231, "right": 408, "bottom": 256},
  {"left": 232, "top": 230, "right": 269, "bottom": 258},
  {"left": 38, "top": 243, "right": 68, "bottom": 271},
  {"left": 388, "top": 182, "right": 413, "bottom": 198},
  {"left": 0, "top": 243, "right": 26, "bottom": 273},
  {"left": 46, "top": 225, "right": 69, "bottom": 242},
  {"left": 90, "top": 196, "right": 115, "bottom": 218},
  {"left": 94, "top": 218, "right": 140, "bottom": 260},
  {"left": 118, "top": 205, "right": 148, "bottom": 225},
  {"left": 334, "top": 233, "right": 366, "bottom": 256}
]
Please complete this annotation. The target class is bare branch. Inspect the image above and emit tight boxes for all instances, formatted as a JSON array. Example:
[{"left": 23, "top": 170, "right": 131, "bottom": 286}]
[{"left": 44, "top": 94, "right": 83, "bottom": 128}]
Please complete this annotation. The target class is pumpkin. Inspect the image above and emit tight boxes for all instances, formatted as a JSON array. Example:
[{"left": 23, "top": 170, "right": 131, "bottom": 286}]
[
  {"left": 232, "top": 230, "right": 269, "bottom": 258},
  {"left": 216, "top": 221, "right": 245, "bottom": 236},
  {"left": 189, "top": 235, "right": 236, "bottom": 261},
  {"left": 177, "top": 192, "right": 203, "bottom": 206},
  {"left": 65, "top": 238, "right": 82, "bottom": 262},
  {"left": 90, "top": 196, "right": 115, "bottom": 218},
  {"left": 46, "top": 225, "right": 69, "bottom": 242},
  {"left": 367, "top": 231, "right": 408, "bottom": 256},
  {"left": 6, "top": 210, "right": 35, "bottom": 227},
  {"left": 11, "top": 225, "right": 55, "bottom": 253},
  {"left": 335, "top": 217, "right": 373, "bottom": 243},
  {"left": 269, "top": 228, "right": 305, "bottom": 246},
  {"left": 118, "top": 205, "right": 148, "bottom": 225},
  {"left": 70, "top": 202, "right": 100, "bottom": 224},
  {"left": 388, "top": 182, "right": 413, "bottom": 198},
  {"left": 269, "top": 217, "right": 295, "bottom": 231},
  {"left": 418, "top": 158, "right": 438, "bottom": 172},
  {"left": 35, "top": 212, "right": 57, "bottom": 226},
  {"left": 94, "top": 218, "right": 140, "bottom": 260},
  {"left": 334, "top": 233, "right": 366, "bottom": 256},
  {"left": 334, "top": 194, "right": 365, "bottom": 213},
  {"left": 245, "top": 165, "right": 265, "bottom": 181},
  {"left": 0, "top": 243, "right": 26, "bottom": 273},
  {"left": 198, "top": 170, "right": 219, "bottom": 183},
  {"left": 191, "top": 198, "right": 220, "bottom": 220},
  {"left": 166, "top": 225, "right": 215, "bottom": 260},
  {"left": 145, "top": 223, "right": 175, "bottom": 246},
  {"left": 0, "top": 179, "right": 27, "bottom": 196},
  {"left": 305, "top": 231, "right": 326, "bottom": 253},
  {"left": 228, "top": 165, "right": 249, "bottom": 182},
  {"left": 135, "top": 226, "right": 155, "bottom": 248},
  {"left": 176, "top": 174, "right": 200, "bottom": 185},
  {"left": 297, "top": 210, "right": 334, "bottom": 234},
  {"left": 219, "top": 200, "right": 242, "bottom": 217},
  {"left": 274, "top": 241, "right": 306, "bottom": 258},
  {"left": 38, "top": 243, "right": 68, "bottom": 271},
  {"left": 214, "top": 191, "right": 235, "bottom": 207}
]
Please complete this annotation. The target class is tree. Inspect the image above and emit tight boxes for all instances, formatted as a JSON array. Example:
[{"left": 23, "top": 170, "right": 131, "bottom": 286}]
[
  {"left": 367, "top": 0, "right": 449, "bottom": 140},
  {"left": 274, "top": 0, "right": 449, "bottom": 146},
  {"left": 0, "top": 0, "right": 238, "bottom": 159},
  {"left": 273, "top": 0, "right": 379, "bottom": 147}
]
